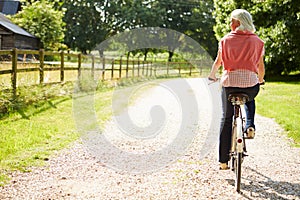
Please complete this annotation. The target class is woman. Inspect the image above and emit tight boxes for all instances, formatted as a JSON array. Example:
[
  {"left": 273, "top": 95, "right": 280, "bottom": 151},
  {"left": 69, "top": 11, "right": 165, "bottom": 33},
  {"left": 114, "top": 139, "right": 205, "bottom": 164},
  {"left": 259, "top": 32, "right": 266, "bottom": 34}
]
[{"left": 208, "top": 9, "right": 265, "bottom": 170}]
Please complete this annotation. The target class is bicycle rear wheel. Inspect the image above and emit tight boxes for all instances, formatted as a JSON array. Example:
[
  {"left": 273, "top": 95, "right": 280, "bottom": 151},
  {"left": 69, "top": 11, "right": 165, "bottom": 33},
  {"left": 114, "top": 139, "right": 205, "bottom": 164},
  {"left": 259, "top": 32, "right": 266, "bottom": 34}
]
[{"left": 235, "top": 152, "right": 242, "bottom": 193}]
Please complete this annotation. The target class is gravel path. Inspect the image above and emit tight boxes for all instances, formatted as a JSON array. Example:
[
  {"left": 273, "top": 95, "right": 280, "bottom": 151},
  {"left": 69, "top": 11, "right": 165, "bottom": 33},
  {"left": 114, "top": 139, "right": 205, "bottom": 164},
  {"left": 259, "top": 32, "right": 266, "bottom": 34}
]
[{"left": 1, "top": 78, "right": 299, "bottom": 200}]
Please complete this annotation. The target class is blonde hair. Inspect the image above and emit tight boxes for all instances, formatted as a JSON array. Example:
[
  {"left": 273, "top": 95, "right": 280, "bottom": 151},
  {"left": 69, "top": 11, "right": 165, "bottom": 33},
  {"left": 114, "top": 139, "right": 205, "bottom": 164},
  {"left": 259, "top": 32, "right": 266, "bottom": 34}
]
[{"left": 231, "top": 9, "right": 256, "bottom": 32}]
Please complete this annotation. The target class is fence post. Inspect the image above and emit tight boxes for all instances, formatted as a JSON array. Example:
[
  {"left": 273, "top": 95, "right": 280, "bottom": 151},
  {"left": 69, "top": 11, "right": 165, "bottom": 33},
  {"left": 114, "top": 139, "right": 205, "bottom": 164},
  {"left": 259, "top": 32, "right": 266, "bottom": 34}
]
[
  {"left": 102, "top": 57, "right": 105, "bottom": 81},
  {"left": 126, "top": 58, "right": 129, "bottom": 78},
  {"left": 111, "top": 59, "right": 114, "bottom": 80},
  {"left": 60, "top": 51, "right": 64, "bottom": 82},
  {"left": 142, "top": 59, "right": 144, "bottom": 76},
  {"left": 78, "top": 53, "right": 82, "bottom": 79},
  {"left": 132, "top": 60, "right": 135, "bottom": 77},
  {"left": 39, "top": 49, "right": 44, "bottom": 84},
  {"left": 91, "top": 55, "right": 95, "bottom": 80},
  {"left": 11, "top": 48, "right": 17, "bottom": 96},
  {"left": 153, "top": 61, "right": 156, "bottom": 77},
  {"left": 119, "top": 56, "right": 122, "bottom": 79},
  {"left": 145, "top": 61, "right": 148, "bottom": 76},
  {"left": 137, "top": 58, "right": 140, "bottom": 77}
]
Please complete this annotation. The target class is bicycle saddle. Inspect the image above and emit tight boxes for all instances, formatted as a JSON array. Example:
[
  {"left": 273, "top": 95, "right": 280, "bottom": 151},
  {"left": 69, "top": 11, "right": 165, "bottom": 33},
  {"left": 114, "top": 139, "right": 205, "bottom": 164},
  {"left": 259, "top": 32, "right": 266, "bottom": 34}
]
[{"left": 228, "top": 93, "right": 249, "bottom": 105}]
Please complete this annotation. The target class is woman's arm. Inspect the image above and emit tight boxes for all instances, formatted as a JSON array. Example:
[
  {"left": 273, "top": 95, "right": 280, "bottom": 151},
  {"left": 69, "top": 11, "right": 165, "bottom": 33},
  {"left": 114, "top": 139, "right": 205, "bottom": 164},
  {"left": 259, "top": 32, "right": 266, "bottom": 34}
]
[
  {"left": 258, "top": 55, "right": 265, "bottom": 83},
  {"left": 208, "top": 50, "right": 222, "bottom": 81}
]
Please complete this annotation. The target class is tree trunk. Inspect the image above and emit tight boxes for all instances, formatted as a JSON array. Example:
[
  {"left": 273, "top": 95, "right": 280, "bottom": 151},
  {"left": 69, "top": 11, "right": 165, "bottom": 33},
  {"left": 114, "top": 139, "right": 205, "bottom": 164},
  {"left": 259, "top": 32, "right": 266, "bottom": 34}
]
[{"left": 168, "top": 51, "right": 173, "bottom": 62}]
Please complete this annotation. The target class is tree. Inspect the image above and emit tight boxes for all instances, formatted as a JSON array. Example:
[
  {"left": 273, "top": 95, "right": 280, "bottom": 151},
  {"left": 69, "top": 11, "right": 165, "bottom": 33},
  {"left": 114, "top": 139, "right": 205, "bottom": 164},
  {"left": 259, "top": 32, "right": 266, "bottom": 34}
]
[
  {"left": 102, "top": 0, "right": 217, "bottom": 61},
  {"left": 156, "top": 0, "right": 198, "bottom": 61},
  {"left": 63, "top": 0, "right": 109, "bottom": 54},
  {"left": 62, "top": 0, "right": 218, "bottom": 60},
  {"left": 213, "top": 0, "right": 300, "bottom": 76},
  {"left": 252, "top": 0, "right": 300, "bottom": 75},
  {"left": 187, "top": 0, "right": 218, "bottom": 58},
  {"left": 10, "top": 0, "right": 65, "bottom": 50}
]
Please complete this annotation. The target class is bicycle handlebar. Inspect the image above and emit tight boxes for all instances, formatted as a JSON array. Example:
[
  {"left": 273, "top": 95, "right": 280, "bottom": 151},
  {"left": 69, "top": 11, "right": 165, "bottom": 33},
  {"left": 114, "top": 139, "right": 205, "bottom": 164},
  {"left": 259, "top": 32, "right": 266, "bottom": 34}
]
[
  {"left": 259, "top": 81, "right": 265, "bottom": 85},
  {"left": 207, "top": 77, "right": 219, "bottom": 85},
  {"left": 208, "top": 77, "right": 220, "bottom": 82}
]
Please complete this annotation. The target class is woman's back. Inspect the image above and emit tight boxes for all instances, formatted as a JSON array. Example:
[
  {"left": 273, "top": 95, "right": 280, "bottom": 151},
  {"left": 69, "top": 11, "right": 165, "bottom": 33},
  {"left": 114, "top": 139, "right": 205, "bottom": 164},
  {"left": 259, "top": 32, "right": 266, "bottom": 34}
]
[{"left": 220, "top": 30, "right": 264, "bottom": 73}]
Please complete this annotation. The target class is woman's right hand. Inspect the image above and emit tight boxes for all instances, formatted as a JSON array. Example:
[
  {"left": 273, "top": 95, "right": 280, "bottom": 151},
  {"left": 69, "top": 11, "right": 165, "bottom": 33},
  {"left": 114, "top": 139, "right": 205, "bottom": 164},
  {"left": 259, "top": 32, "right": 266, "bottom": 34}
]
[
  {"left": 259, "top": 79, "right": 265, "bottom": 85},
  {"left": 208, "top": 73, "right": 217, "bottom": 81}
]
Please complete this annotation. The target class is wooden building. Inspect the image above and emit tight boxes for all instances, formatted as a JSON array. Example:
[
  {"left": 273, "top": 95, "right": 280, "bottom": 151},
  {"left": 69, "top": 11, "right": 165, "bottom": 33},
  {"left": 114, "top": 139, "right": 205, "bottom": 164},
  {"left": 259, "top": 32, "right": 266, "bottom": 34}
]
[{"left": 0, "top": 13, "right": 40, "bottom": 50}]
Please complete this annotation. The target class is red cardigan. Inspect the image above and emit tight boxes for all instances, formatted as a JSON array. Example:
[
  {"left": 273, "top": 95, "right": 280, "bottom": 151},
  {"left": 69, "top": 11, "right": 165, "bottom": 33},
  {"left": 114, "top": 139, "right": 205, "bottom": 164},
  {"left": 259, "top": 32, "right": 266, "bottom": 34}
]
[{"left": 220, "top": 30, "right": 264, "bottom": 73}]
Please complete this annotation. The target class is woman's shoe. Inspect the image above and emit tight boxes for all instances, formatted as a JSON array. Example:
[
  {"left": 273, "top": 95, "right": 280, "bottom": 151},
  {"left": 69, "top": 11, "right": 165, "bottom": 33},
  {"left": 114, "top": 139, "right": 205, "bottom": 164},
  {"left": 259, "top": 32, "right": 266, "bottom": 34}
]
[
  {"left": 219, "top": 163, "right": 229, "bottom": 170},
  {"left": 246, "top": 127, "right": 255, "bottom": 139}
]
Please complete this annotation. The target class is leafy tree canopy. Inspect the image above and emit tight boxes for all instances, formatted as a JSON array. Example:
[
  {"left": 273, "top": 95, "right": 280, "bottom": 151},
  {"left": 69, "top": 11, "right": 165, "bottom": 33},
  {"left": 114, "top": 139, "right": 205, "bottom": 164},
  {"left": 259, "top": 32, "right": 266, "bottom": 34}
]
[
  {"left": 10, "top": 0, "right": 65, "bottom": 51},
  {"left": 11, "top": 0, "right": 218, "bottom": 61},
  {"left": 63, "top": 0, "right": 109, "bottom": 54},
  {"left": 213, "top": 0, "right": 300, "bottom": 76},
  {"left": 98, "top": 0, "right": 217, "bottom": 60}
]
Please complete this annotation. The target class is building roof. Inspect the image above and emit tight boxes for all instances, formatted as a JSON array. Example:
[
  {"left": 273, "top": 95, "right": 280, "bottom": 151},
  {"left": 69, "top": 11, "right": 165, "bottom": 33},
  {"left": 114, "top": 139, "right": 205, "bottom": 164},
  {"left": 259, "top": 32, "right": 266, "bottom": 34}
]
[
  {"left": 0, "top": 0, "right": 21, "bottom": 15},
  {"left": 0, "top": 12, "right": 35, "bottom": 38}
]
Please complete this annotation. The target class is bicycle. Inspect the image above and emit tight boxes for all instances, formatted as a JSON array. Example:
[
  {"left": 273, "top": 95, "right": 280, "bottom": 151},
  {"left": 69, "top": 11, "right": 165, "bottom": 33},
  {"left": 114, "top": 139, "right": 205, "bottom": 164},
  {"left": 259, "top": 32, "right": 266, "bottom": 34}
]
[
  {"left": 208, "top": 78, "right": 264, "bottom": 193},
  {"left": 228, "top": 92, "right": 249, "bottom": 193}
]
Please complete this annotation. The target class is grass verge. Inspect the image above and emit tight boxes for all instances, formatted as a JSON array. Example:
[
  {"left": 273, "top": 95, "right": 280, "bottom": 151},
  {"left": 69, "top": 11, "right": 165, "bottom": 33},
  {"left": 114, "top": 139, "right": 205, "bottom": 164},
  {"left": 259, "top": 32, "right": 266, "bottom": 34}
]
[
  {"left": 256, "top": 81, "right": 300, "bottom": 147},
  {"left": 0, "top": 76, "right": 160, "bottom": 186},
  {"left": 0, "top": 81, "right": 114, "bottom": 186}
]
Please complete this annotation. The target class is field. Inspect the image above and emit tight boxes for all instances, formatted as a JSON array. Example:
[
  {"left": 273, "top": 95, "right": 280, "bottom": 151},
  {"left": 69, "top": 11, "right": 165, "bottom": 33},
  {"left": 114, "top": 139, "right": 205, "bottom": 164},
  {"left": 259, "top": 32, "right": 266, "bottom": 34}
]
[{"left": 256, "top": 81, "right": 300, "bottom": 146}]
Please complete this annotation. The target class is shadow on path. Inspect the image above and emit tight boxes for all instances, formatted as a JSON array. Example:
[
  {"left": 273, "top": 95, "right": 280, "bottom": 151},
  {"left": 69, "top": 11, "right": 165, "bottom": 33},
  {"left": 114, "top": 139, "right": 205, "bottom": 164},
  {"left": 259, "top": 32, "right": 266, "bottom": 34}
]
[{"left": 226, "top": 167, "right": 300, "bottom": 200}]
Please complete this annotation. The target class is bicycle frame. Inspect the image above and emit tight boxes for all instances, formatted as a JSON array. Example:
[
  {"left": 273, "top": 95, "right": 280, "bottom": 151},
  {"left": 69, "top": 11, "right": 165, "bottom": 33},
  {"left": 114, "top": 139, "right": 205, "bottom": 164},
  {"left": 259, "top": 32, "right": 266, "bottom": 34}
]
[{"left": 231, "top": 105, "right": 245, "bottom": 153}]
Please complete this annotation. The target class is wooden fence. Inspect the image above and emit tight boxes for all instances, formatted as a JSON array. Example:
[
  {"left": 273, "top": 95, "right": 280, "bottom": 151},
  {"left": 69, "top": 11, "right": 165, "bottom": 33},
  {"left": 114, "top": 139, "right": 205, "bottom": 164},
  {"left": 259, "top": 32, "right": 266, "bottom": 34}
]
[{"left": 0, "top": 49, "right": 204, "bottom": 95}]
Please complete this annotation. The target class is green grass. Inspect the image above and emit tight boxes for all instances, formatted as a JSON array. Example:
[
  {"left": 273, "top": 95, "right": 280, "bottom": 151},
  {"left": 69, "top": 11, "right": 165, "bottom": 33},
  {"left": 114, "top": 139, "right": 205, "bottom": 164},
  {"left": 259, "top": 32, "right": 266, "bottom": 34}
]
[
  {"left": 0, "top": 76, "right": 161, "bottom": 186},
  {"left": 0, "top": 82, "right": 114, "bottom": 186},
  {"left": 256, "top": 81, "right": 300, "bottom": 146}
]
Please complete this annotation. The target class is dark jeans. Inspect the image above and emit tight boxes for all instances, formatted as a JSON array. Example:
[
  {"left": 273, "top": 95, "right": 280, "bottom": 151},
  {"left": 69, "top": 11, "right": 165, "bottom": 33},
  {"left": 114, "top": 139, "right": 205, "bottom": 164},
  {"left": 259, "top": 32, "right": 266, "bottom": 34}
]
[{"left": 219, "top": 84, "right": 260, "bottom": 163}]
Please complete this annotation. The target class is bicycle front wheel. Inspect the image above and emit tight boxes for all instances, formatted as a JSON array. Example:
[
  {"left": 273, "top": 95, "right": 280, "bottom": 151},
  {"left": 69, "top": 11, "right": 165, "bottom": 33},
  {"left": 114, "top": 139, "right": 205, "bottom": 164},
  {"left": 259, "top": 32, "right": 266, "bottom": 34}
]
[{"left": 235, "top": 152, "right": 242, "bottom": 193}]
